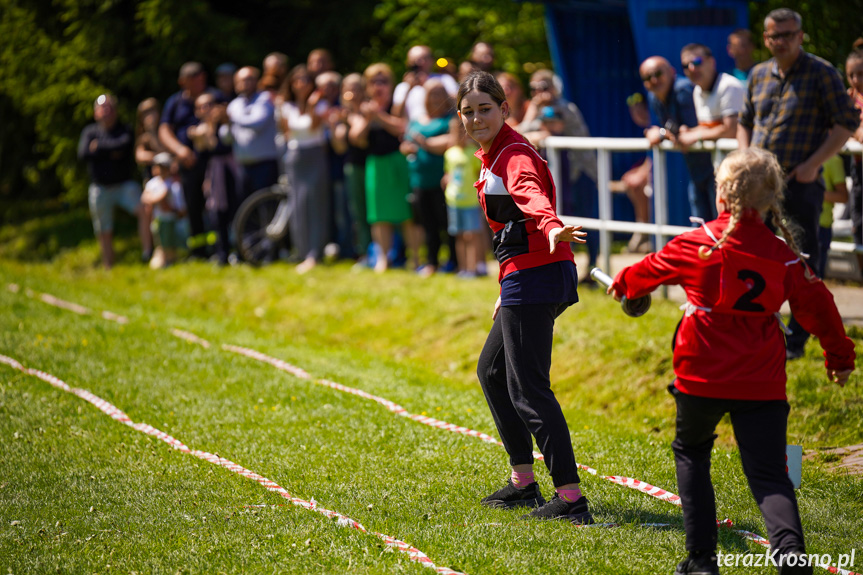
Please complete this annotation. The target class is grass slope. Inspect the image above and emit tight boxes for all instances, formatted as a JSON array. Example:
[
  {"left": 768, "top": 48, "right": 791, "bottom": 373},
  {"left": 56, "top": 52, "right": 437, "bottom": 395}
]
[{"left": 0, "top": 231, "right": 861, "bottom": 574}]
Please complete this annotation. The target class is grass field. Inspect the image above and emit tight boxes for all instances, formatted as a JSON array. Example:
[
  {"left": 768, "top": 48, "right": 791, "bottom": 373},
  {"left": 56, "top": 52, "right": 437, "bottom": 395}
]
[{"left": 1, "top": 206, "right": 862, "bottom": 574}]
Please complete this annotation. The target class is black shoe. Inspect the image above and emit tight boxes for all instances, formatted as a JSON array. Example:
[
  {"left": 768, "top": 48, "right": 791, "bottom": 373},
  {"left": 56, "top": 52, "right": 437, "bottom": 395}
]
[
  {"left": 579, "top": 274, "right": 598, "bottom": 289},
  {"left": 522, "top": 493, "right": 594, "bottom": 524},
  {"left": 786, "top": 347, "right": 805, "bottom": 361},
  {"left": 674, "top": 551, "right": 719, "bottom": 575},
  {"left": 777, "top": 550, "right": 813, "bottom": 575},
  {"left": 481, "top": 480, "right": 545, "bottom": 509}
]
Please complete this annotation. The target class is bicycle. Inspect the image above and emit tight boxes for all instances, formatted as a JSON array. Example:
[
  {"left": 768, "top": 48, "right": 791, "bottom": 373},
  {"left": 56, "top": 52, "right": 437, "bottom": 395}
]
[{"left": 232, "top": 175, "right": 292, "bottom": 265}]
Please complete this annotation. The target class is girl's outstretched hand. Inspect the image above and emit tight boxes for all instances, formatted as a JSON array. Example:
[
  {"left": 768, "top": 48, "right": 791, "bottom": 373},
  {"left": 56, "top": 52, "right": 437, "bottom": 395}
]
[
  {"left": 606, "top": 284, "right": 623, "bottom": 302},
  {"left": 828, "top": 368, "right": 853, "bottom": 387},
  {"left": 548, "top": 225, "right": 587, "bottom": 254}
]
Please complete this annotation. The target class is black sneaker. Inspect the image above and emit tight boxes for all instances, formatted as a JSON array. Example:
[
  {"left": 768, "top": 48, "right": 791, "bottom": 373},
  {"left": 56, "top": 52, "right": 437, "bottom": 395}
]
[
  {"left": 522, "top": 493, "right": 594, "bottom": 524},
  {"left": 786, "top": 347, "right": 805, "bottom": 361},
  {"left": 674, "top": 551, "right": 719, "bottom": 575},
  {"left": 481, "top": 480, "right": 545, "bottom": 509}
]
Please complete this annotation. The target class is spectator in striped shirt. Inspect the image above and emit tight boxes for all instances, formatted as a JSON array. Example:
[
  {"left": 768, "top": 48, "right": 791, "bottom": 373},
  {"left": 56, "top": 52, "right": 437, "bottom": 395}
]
[{"left": 737, "top": 7, "right": 859, "bottom": 361}]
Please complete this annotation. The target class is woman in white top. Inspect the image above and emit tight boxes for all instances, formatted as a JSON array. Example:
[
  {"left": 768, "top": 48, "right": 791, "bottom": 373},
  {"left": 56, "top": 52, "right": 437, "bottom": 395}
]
[{"left": 280, "top": 64, "right": 330, "bottom": 273}]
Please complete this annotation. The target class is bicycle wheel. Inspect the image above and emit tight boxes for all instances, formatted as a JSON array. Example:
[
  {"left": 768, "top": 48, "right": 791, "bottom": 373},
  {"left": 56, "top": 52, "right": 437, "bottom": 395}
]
[{"left": 233, "top": 185, "right": 292, "bottom": 264}]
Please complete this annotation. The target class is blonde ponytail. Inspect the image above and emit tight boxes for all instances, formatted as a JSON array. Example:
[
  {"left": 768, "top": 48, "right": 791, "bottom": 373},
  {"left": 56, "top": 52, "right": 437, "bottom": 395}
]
[{"left": 700, "top": 148, "right": 788, "bottom": 259}]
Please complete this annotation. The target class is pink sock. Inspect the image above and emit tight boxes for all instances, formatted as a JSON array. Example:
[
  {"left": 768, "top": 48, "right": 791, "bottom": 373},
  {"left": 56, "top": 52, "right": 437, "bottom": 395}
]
[
  {"left": 558, "top": 487, "right": 582, "bottom": 503},
  {"left": 511, "top": 470, "right": 535, "bottom": 488}
]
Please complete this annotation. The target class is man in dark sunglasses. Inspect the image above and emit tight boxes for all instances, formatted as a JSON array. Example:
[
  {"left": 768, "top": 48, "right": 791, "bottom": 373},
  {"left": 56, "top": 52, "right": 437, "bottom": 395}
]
[
  {"left": 738, "top": 7, "right": 859, "bottom": 362},
  {"left": 640, "top": 56, "right": 716, "bottom": 222},
  {"left": 676, "top": 43, "right": 745, "bottom": 163}
]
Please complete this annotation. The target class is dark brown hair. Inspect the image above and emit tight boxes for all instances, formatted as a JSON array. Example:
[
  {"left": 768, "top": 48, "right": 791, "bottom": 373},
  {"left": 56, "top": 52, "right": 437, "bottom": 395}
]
[
  {"left": 847, "top": 47, "right": 863, "bottom": 66},
  {"left": 279, "top": 64, "right": 312, "bottom": 103},
  {"left": 456, "top": 71, "right": 506, "bottom": 111}
]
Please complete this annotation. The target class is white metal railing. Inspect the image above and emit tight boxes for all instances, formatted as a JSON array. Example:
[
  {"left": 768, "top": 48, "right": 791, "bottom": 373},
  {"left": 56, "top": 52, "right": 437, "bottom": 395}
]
[{"left": 545, "top": 136, "right": 863, "bottom": 274}]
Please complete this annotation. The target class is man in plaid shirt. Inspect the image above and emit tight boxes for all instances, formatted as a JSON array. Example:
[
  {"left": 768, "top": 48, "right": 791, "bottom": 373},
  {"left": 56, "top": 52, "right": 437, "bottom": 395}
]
[{"left": 738, "top": 7, "right": 859, "bottom": 360}]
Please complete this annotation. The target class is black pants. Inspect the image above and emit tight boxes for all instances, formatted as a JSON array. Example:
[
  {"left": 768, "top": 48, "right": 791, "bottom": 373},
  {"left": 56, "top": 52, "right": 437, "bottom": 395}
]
[
  {"left": 180, "top": 160, "right": 209, "bottom": 258},
  {"left": 782, "top": 178, "right": 825, "bottom": 351},
  {"left": 850, "top": 158, "right": 862, "bottom": 245},
  {"left": 669, "top": 384, "right": 804, "bottom": 554},
  {"left": 414, "top": 186, "right": 450, "bottom": 268},
  {"left": 477, "top": 303, "right": 581, "bottom": 487}
]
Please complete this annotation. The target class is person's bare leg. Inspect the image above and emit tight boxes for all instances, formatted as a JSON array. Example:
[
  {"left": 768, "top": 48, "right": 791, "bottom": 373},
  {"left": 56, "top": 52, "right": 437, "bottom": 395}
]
[
  {"left": 372, "top": 223, "right": 393, "bottom": 273},
  {"left": 137, "top": 205, "right": 153, "bottom": 258},
  {"left": 464, "top": 232, "right": 478, "bottom": 273},
  {"left": 98, "top": 232, "right": 115, "bottom": 269}
]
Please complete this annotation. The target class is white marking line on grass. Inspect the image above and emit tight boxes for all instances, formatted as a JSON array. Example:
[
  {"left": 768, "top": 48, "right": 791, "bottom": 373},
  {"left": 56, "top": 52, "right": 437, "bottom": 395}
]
[
  {"left": 11, "top": 286, "right": 859, "bottom": 574},
  {"left": 216, "top": 342, "right": 863, "bottom": 574},
  {"left": 734, "top": 531, "right": 860, "bottom": 575},
  {"left": 171, "top": 329, "right": 211, "bottom": 349},
  {"left": 221, "top": 344, "right": 683, "bottom": 506},
  {"left": 9, "top": 283, "right": 677, "bottom": 504},
  {"left": 12, "top": 285, "right": 129, "bottom": 324},
  {"left": 0, "top": 354, "right": 466, "bottom": 575}
]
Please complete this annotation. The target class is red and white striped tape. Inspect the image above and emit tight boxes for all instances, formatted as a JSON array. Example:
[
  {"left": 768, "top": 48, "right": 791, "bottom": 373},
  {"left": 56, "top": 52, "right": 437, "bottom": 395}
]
[
  {"left": 11, "top": 285, "right": 129, "bottom": 324},
  {"left": 171, "top": 328, "right": 212, "bottom": 349},
  {"left": 222, "top": 344, "right": 682, "bottom": 506},
  {"left": 0, "top": 354, "right": 465, "bottom": 575},
  {"left": 733, "top": 529, "right": 860, "bottom": 575},
  {"left": 10, "top": 284, "right": 861, "bottom": 574}
]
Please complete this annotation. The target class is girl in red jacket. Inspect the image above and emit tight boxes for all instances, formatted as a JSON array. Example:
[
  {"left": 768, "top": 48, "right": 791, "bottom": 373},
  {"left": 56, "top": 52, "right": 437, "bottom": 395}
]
[
  {"left": 457, "top": 71, "right": 593, "bottom": 523},
  {"left": 610, "top": 147, "right": 855, "bottom": 575}
]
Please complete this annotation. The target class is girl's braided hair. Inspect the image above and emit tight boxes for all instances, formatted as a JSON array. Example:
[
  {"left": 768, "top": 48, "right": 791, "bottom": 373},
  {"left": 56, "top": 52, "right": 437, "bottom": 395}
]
[{"left": 699, "top": 147, "right": 803, "bottom": 259}]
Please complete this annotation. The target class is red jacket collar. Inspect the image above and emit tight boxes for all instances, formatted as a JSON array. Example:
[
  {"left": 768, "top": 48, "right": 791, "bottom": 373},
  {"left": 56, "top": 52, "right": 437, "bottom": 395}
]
[{"left": 474, "top": 123, "right": 527, "bottom": 166}]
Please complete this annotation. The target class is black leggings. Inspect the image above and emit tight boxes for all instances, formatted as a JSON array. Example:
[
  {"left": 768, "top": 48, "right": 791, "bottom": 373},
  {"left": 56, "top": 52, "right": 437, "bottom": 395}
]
[
  {"left": 180, "top": 161, "right": 208, "bottom": 257},
  {"left": 669, "top": 384, "right": 804, "bottom": 554},
  {"left": 477, "top": 302, "right": 581, "bottom": 487}
]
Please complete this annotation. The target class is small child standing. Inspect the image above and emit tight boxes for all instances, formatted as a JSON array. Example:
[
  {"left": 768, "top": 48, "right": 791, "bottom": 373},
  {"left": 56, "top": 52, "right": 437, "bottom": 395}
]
[
  {"left": 610, "top": 148, "right": 855, "bottom": 575},
  {"left": 443, "top": 117, "right": 483, "bottom": 277},
  {"left": 142, "top": 153, "right": 188, "bottom": 269}
]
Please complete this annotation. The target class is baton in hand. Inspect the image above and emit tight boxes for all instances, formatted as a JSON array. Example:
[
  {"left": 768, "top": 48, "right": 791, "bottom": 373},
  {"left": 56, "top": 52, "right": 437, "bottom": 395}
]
[{"left": 590, "top": 268, "right": 652, "bottom": 318}]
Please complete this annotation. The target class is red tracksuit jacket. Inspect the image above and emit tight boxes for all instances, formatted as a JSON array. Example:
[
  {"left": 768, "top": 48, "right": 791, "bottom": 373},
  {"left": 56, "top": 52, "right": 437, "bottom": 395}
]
[
  {"left": 474, "top": 123, "right": 574, "bottom": 281},
  {"left": 613, "top": 211, "right": 856, "bottom": 400}
]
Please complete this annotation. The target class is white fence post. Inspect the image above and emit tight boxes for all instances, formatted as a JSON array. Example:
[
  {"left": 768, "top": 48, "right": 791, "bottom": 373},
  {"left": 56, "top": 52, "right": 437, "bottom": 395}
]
[
  {"left": 597, "top": 148, "right": 613, "bottom": 273},
  {"left": 539, "top": 135, "right": 861, "bottom": 282},
  {"left": 651, "top": 145, "right": 668, "bottom": 250}
]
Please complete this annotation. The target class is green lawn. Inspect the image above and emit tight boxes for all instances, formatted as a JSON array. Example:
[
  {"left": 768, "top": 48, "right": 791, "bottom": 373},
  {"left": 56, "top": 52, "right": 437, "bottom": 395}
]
[{"left": 1, "top": 209, "right": 861, "bottom": 574}]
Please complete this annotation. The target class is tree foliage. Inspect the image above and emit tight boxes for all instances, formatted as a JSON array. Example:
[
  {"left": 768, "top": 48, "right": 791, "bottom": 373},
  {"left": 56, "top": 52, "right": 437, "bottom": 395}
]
[
  {"left": 0, "top": 0, "right": 253, "bottom": 201},
  {"left": 2, "top": 0, "right": 859, "bottom": 204},
  {"left": 366, "top": 0, "right": 551, "bottom": 78},
  {"left": 749, "top": 1, "right": 863, "bottom": 71}
]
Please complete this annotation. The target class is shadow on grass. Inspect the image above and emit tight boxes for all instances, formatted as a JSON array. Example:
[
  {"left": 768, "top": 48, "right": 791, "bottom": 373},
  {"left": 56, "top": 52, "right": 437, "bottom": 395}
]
[
  {"left": 598, "top": 505, "right": 761, "bottom": 554},
  {"left": 0, "top": 199, "right": 141, "bottom": 264}
]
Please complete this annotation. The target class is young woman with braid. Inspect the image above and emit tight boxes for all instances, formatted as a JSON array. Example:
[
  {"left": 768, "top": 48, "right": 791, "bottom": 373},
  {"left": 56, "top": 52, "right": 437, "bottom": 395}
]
[{"left": 610, "top": 148, "right": 855, "bottom": 575}]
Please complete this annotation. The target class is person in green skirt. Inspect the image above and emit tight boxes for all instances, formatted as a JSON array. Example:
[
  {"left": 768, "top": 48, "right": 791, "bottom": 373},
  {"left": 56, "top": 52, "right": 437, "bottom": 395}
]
[{"left": 349, "top": 63, "right": 414, "bottom": 272}]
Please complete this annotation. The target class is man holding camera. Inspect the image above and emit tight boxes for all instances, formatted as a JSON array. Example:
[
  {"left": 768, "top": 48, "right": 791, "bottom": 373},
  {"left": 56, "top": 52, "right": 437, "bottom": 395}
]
[
  {"left": 640, "top": 56, "right": 717, "bottom": 221},
  {"left": 392, "top": 45, "right": 458, "bottom": 122}
]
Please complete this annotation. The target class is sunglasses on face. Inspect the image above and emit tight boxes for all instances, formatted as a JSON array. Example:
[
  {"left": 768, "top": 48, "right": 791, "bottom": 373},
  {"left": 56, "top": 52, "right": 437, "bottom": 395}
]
[
  {"left": 641, "top": 69, "right": 664, "bottom": 82},
  {"left": 682, "top": 56, "right": 704, "bottom": 70},
  {"left": 371, "top": 78, "right": 390, "bottom": 86},
  {"left": 765, "top": 29, "right": 800, "bottom": 42},
  {"left": 530, "top": 82, "right": 550, "bottom": 92}
]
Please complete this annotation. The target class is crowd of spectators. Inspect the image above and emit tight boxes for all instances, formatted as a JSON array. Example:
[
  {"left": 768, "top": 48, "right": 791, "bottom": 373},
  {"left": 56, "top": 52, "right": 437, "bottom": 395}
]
[
  {"left": 78, "top": 15, "right": 863, "bottom": 284},
  {"left": 78, "top": 42, "right": 601, "bottom": 275}
]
